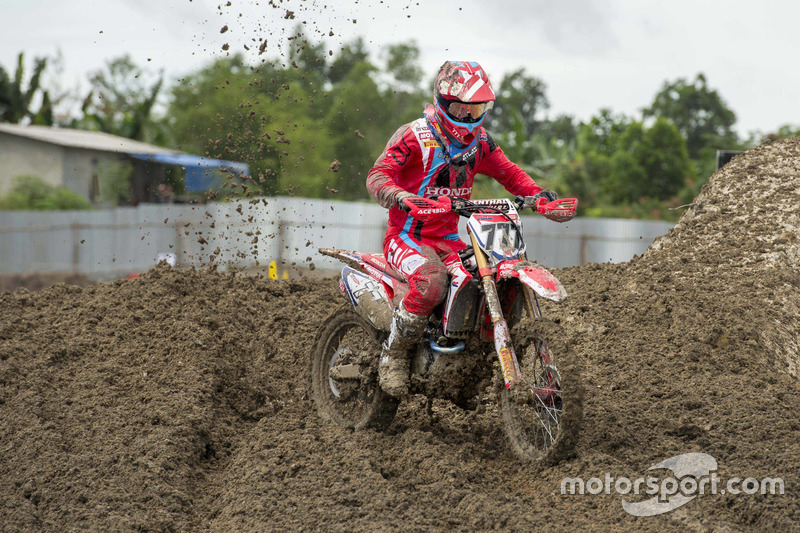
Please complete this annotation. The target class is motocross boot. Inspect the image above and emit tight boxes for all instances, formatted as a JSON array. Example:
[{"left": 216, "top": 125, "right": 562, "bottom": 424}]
[{"left": 378, "top": 302, "right": 427, "bottom": 398}]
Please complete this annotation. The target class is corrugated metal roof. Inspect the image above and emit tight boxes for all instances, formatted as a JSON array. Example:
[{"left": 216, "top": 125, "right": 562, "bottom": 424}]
[
  {"left": 129, "top": 153, "right": 250, "bottom": 192},
  {"left": 0, "top": 124, "right": 179, "bottom": 155}
]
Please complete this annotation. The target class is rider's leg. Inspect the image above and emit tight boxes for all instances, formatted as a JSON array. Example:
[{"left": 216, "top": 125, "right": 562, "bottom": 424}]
[
  {"left": 379, "top": 237, "right": 449, "bottom": 397},
  {"left": 378, "top": 301, "right": 428, "bottom": 398}
]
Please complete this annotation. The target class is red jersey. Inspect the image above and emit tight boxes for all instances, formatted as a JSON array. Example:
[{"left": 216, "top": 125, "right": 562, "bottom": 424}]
[{"left": 366, "top": 112, "right": 542, "bottom": 245}]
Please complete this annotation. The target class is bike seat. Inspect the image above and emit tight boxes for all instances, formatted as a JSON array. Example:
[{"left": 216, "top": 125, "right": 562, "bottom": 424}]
[{"left": 360, "top": 253, "right": 406, "bottom": 282}]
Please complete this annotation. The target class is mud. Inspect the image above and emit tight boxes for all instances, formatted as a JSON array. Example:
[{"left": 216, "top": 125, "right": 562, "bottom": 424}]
[
  {"left": 0, "top": 272, "right": 94, "bottom": 292},
  {"left": 1, "top": 138, "right": 799, "bottom": 531}
]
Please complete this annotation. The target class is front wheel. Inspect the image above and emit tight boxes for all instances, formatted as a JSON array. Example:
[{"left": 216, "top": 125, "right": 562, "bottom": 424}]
[
  {"left": 499, "top": 318, "right": 583, "bottom": 464},
  {"left": 310, "top": 305, "right": 398, "bottom": 430}
]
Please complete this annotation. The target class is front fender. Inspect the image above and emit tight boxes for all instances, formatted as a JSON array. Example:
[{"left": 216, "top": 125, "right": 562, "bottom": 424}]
[{"left": 496, "top": 260, "right": 567, "bottom": 303}]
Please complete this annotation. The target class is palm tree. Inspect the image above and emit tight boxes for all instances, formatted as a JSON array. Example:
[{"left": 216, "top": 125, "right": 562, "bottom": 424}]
[
  {"left": 0, "top": 52, "right": 52, "bottom": 125},
  {"left": 73, "top": 55, "right": 165, "bottom": 142}
]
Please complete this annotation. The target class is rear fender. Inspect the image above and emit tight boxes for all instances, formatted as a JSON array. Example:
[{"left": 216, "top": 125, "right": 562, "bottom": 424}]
[
  {"left": 496, "top": 260, "right": 567, "bottom": 303},
  {"left": 320, "top": 247, "right": 400, "bottom": 300}
]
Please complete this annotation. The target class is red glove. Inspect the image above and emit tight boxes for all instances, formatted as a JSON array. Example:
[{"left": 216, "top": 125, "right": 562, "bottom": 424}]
[
  {"left": 536, "top": 197, "right": 578, "bottom": 222},
  {"left": 398, "top": 195, "right": 453, "bottom": 222}
]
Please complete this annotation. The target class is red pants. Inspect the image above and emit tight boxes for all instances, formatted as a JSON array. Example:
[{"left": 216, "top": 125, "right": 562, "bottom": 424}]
[{"left": 384, "top": 234, "right": 467, "bottom": 316}]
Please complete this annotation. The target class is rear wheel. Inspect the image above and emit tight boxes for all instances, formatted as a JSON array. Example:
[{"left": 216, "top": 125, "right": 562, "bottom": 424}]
[
  {"left": 310, "top": 305, "right": 398, "bottom": 430},
  {"left": 499, "top": 318, "right": 582, "bottom": 464}
]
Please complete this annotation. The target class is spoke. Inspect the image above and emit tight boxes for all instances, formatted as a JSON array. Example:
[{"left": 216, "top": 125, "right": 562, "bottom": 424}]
[
  {"left": 514, "top": 387, "right": 557, "bottom": 445},
  {"left": 520, "top": 344, "right": 564, "bottom": 446},
  {"left": 534, "top": 397, "right": 561, "bottom": 432},
  {"left": 531, "top": 405, "right": 556, "bottom": 444}
]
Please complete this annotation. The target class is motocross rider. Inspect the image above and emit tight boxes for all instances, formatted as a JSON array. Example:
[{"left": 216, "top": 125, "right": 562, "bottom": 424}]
[{"left": 367, "top": 60, "right": 557, "bottom": 398}]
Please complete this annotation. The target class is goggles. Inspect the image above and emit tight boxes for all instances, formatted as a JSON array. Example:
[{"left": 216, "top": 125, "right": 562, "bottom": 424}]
[{"left": 438, "top": 96, "right": 494, "bottom": 123}]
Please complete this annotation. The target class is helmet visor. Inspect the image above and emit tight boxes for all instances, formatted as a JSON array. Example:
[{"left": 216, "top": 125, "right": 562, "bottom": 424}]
[{"left": 445, "top": 100, "right": 494, "bottom": 122}]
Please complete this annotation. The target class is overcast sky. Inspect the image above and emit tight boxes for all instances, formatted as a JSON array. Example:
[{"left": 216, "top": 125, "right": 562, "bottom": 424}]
[{"left": 2, "top": 0, "right": 799, "bottom": 136}]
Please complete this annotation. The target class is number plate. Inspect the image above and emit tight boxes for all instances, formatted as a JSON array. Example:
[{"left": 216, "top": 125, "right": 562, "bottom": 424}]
[{"left": 467, "top": 211, "right": 525, "bottom": 262}]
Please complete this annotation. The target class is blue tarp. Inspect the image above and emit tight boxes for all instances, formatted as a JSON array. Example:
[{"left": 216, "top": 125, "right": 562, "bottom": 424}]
[{"left": 129, "top": 153, "right": 250, "bottom": 193}]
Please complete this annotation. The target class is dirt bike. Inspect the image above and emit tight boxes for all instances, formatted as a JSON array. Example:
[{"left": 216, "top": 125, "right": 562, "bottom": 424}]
[{"left": 310, "top": 194, "right": 583, "bottom": 463}]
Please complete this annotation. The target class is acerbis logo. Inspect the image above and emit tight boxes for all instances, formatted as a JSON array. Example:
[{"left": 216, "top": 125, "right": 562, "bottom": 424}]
[{"left": 560, "top": 452, "right": 785, "bottom": 517}]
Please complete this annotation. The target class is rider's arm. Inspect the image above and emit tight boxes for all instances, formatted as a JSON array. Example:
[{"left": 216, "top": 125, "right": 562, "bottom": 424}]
[
  {"left": 366, "top": 124, "right": 420, "bottom": 209},
  {"left": 476, "top": 132, "right": 543, "bottom": 197}
]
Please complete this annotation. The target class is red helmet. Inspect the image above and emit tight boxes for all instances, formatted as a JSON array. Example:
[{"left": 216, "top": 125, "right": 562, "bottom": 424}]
[{"left": 433, "top": 61, "right": 495, "bottom": 146}]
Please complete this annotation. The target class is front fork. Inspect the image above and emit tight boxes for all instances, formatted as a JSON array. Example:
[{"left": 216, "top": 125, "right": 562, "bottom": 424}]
[{"left": 469, "top": 231, "right": 523, "bottom": 388}]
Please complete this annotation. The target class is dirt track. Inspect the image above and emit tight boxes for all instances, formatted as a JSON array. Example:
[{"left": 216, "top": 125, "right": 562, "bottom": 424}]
[{"left": 1, "top": 138, "right": 799, "bottom": 531}]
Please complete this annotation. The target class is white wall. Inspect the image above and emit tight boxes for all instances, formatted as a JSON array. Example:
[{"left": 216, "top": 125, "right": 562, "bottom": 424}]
[
  {"left": 0, "top": 196, "right": 673, "bottom": 276},
  {"left": 0, "top": 133, "right": 65, "bottom": 194}
]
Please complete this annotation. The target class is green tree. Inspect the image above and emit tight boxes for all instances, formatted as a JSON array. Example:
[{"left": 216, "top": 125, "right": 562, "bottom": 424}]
[
  {"left": 379, "top": 42, "right": 428, "bottom": 132},
  {"left": 287, "top": 24, "right": 328, "bottom": 91},
  {"left": 74, "top": 55, "right": 164, "bottom": 142},
  {"left": 487, "top": 69, "right": 549, "bottom": 138},
  {"left": 543, "top": 114, "right": 578, "bottom": 147},
  {"left": 639, "top": 117, "right": 691, "bottom": 199},
  {"left": 328, "top": 37, "right": 369, "bottom": 84},
  {"left": 643, "top": 73, "right": 737, "bottom": 159},
  {"left": 555, "top": 153, "right": 611, "bottom": 211},
  {"left": 0, "top": 175, "right": 90, "bottom": 210},
  {"left": 384, "top": 42, "right": 424, "bottom": 92},
  {"left": 577, "top": 109, "right": 633, "bottom": 157},
  {"left": 165, "top": 34, "right": 427, "bottom": 200},
  {"left": 0, "top": 52, "right": 52, "bottom": 124},
  {"left": 168, "top": 55, "right": 333, "bottom": 197},
  {"left": 169, "top": 55, "right": 281, "bottom": 194},
  {"left": 325, "top": 61, "right": 388, "bottom": 199},
  {"left": 557, "top": 110, "right": 631, "bottom": 206},
  {"left": 559, "top": 111, "right": 691, "bottom": 218},
  {"left": 486, "top": 111, "right": 576, "bottom": 188},
  {"left": 601, "top": 119, "right": 689, "bottom": 202}
]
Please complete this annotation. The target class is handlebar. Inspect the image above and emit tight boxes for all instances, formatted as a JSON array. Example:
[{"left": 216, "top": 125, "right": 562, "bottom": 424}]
[
  {"left": 450, "top": 197, "right": 511, "bottom": 218},
  {"left": 449, "top": 195, "right": 577, "bottom": 223},
  {"left": 449, "top": 196, "right": 528, "bottom": 218}
]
